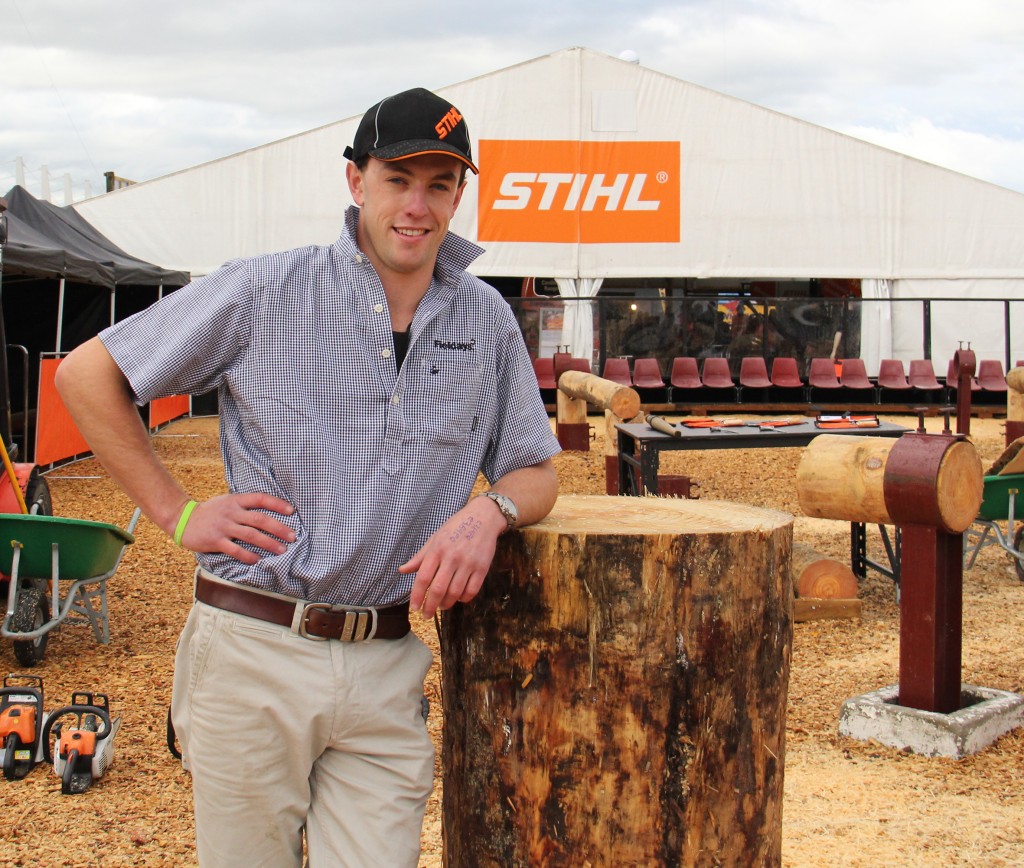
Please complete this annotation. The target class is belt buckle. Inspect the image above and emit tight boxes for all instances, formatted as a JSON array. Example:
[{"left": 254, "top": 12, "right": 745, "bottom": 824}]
[{"left": 299, "top": 602, "right": 378, "bottom": 642}]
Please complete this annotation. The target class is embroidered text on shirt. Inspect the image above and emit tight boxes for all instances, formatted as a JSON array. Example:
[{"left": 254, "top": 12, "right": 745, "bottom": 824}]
[{"left": 433, "top": 338, "right": 476, "bottom": 352}]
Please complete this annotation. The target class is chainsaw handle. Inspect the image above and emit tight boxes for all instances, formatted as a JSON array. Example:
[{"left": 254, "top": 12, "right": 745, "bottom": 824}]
[{"left": 41, "top": 704, "right": 113, "bottom": 764}]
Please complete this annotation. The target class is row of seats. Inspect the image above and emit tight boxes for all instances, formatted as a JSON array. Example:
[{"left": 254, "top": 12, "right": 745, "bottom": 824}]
[{"left": 533, "top": 355, "right": 1012, "bottom": 404}]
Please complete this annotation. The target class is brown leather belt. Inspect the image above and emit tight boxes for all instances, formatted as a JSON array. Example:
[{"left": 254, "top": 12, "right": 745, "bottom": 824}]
[{"left": 195, "top": 574, "right": 411, "bottom": 642}]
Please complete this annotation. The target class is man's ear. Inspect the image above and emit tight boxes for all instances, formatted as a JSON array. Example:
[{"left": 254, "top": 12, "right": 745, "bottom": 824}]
[
  {"left": 346, "top": 161, "right": 365, "bottom": 206},
  {"left": 451, "top": 178, "right": 467, "bottom": 215}
]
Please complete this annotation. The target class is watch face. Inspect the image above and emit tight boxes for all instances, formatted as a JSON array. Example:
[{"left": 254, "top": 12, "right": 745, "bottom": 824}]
[{"left": 487, "top": 492, "right": 517, "bottom": 527}]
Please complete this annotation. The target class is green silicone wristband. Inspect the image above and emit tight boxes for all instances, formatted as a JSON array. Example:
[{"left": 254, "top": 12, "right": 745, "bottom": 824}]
[{"left": 173, "top": 500, "right": 198, "bottom": 546}]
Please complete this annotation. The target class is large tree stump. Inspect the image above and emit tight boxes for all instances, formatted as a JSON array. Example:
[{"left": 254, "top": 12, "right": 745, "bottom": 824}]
[{"left": 441, "top": 495, "right": 794, "bottom": 867}]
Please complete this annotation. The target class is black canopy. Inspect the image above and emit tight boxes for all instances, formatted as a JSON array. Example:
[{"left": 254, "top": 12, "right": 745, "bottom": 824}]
[{"left": 1, "top": 185, "right": 189, "bottom": 288}]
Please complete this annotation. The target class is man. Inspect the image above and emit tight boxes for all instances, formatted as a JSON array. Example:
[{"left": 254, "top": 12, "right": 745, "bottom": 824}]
[{"left": 56, "top": 87, "right": 560, "bottom": 867}]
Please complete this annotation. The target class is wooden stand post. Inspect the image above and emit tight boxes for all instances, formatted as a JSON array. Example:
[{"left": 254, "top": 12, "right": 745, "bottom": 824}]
[
  {"left": 555, "top": 388, "right": 591, "bottom": 451},
  {"left": 441, "top": 495, "right": 794, "bottom": 866}
]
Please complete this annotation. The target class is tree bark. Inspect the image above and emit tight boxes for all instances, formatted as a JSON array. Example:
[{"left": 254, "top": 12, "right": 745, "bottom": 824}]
[{"left": 441, "top": 495, "right": 794, "bottom": 867}]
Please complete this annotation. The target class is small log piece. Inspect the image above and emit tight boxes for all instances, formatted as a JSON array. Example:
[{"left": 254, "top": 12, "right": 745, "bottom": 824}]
[
  {"left": 558, "top": 370, "right": 640, "bottom": 420},
  {"left": 791, "top": 542, "right": 858, "bottom": 599},
  {"left": 442, "top": 495, "right": 794, "bottom": 867}
]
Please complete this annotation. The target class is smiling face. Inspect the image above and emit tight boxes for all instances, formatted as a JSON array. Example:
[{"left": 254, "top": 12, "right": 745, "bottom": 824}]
[{"left": 346, "top": 154, "right": 467, "bottom": 294}]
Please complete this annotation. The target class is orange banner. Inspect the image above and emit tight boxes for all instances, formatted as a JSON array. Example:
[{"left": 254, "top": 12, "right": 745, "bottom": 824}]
[
  {"left": 477, "top": 140, "right": 680, "bottom": 244},
  {"left": 35, "top": 357, "right": 90, "bottom": 466},
  {"left": 150, "top": 394, "right": 190, "bottom": 429}
]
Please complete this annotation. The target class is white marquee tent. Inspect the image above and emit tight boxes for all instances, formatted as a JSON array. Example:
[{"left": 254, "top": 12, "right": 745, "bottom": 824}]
[{"left": 75, "top": 47, "right": 1024, "bottom": 369}]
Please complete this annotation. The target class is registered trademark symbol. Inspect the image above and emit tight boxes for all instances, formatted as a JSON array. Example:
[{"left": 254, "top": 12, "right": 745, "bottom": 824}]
[{"left": 656, "top": 171, "right": 669, "bottom": 184}]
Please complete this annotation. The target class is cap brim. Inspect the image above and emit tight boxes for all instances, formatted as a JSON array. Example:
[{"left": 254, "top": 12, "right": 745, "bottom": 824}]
[{"left": 369, "top": 140, "right": 479, "bottom": 175}]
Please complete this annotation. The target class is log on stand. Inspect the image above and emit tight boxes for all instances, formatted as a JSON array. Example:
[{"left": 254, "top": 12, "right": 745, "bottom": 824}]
[{"left": 441, "top": 495, "right": 794, "bottom": 866}]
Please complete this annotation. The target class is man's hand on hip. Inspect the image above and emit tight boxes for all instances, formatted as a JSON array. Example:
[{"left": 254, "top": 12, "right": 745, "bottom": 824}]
[{"left": 179, "top": 493, "right": 296, "bottom": 565}]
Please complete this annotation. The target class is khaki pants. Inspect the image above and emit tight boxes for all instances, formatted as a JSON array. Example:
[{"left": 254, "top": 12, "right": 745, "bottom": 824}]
[{"left": 171, "top": 600, "right": 435, "bottom": 867}]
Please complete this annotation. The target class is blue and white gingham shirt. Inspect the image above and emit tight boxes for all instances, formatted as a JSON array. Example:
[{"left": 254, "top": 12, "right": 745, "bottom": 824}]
[{"left": 101, "top": 206, "right": 560, "bottom": 606}]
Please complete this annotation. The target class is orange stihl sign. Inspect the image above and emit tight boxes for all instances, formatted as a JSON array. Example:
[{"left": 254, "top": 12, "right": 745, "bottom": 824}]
[{"left": 477, "top": 140, "right": 680, "bottom": 244}]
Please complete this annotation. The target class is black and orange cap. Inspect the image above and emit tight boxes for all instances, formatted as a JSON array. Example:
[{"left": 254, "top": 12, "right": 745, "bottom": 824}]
[{"left": 343, "top": 87, "right": 479, "bottom": 175}]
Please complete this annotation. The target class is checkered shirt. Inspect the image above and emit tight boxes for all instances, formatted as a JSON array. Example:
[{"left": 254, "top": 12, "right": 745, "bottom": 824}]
[{"left": 100, "top": 206, "right": 560, "bottom": 606}]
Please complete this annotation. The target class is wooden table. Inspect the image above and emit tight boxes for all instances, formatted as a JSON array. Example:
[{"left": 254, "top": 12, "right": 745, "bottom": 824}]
[{"left": 615, "top": 418, "right": 908, "bottom": 497}]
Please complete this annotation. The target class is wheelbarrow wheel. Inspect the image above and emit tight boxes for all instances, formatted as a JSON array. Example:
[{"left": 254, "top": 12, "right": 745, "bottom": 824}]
[
  {"left": 11, "top": 585, "right": 49, "bottom": 667},
  {"left": 25, "top": 469, "right": 52, "bottom": 516},
  {"left": 1014, "top": 526, "right": 1024, "bottom": 583}
]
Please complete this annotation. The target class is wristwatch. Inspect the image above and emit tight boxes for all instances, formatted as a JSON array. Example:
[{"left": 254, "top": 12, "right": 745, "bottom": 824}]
[{"left": 480, "top": 491, "right": 518, "bottom": 532}]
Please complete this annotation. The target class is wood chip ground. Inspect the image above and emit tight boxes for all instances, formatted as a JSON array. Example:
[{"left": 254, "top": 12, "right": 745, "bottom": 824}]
[{"left": 1, "top": 413, "right": 1021, "bottom": 866}]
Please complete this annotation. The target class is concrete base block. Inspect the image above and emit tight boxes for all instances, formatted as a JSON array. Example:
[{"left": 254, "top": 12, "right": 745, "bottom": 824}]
[{"left": 838, "top": 684, "right": 1024, "bottom": 759}]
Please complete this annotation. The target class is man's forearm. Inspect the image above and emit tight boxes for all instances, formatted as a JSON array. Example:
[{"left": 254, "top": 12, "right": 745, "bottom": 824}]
[
  {"left": 54, "top": 337, "right": 191, "bottom": 534},
  {"left": 489, "top": 458, "right": 559, "bottom": 528}
]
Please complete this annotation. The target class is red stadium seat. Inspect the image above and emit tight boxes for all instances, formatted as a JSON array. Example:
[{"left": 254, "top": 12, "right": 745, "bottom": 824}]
[
  {"left": 839, "top": 358, "right": 874, "bottom": 391},
  {"left": 533, "top": 357, "right": 556, "bottom": 390},
  {"left": 738, "top": 357, "right": 772, "bottom": 389},
  {"left": 603, "top": 357, "right": 633, "bottom": 386},
  {"left": 669, "top": 357, "right": 701, "bottom": 390},
  {"left": 632, "top": 358, "right": 666, "bottom": 389},
  {"left": 737, "top": 357, "right": 771, "bottom": 403},
  {"left": 876, "top": 359, "right": 912, "bottom": 402},
  {"left": 769, "top": 357, "right": 804, "bottom": 390},
  {"left": 908, "top": 359, "right": 943, "bottom": 393},
  {"left": 701, "top": 358, "right": 736, "bottom": 401},
  {"left": 808, "top": 358, "right": 841, "bottom": 388},
  {"left": 977, "top": 359, "right": 1008, "bottom": 393}
]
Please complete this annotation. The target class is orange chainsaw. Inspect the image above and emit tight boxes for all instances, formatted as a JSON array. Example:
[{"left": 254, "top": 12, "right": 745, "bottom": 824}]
[
  {"left": 42, "top": 692, "right": 121, "bottom": 794},
  {"left": 0, "top": 673, "right": 45, "bottom": 780}
]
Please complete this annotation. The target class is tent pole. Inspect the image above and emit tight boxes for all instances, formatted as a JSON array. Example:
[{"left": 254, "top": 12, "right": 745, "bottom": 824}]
[{"left": 55, "top": 277, "right": 66, "bottom": 353}]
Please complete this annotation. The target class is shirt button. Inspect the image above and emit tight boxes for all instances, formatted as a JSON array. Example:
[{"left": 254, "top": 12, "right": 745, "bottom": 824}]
[
  {"left": 392, "top": 395, "right": 400, "bottom": 405},
  {"left": 374, "top": 303, "right": 384, "bottom": 313},
  {"left": 354, "top": 254, "right": 363, "bottom": 264},
  {"left": 381, "top": 348, "right": 392, "bottom": 359}
]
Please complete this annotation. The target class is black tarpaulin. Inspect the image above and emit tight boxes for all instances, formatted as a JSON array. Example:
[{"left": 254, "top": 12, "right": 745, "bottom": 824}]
[{"left": 1, "top": 185, "right": 189, "bottom": 288}]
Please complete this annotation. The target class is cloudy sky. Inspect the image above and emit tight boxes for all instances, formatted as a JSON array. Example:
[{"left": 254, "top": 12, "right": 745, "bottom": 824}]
[{"left": 2, "top": 0, "right": 1023, "bottom": 205}]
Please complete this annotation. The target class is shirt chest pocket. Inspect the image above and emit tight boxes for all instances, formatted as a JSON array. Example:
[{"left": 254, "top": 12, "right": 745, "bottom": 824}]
[{"left": 405, "top": 357, "right": 484, "bottom": 446}]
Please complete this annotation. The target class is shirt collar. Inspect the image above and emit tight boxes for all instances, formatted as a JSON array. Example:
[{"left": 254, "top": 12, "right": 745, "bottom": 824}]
[{"left": 338, "top": 205, "right": 484, "bottom": 287}]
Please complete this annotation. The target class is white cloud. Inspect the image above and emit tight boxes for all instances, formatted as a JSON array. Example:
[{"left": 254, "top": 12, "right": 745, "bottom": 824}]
[{"left": 2, "top": 0, "right": 1024, "bottom": 200}]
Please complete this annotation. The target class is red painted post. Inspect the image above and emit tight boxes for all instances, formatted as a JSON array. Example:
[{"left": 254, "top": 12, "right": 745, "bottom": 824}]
[{"left": 897, "top": 524, "right": 963, "bottom": 713}]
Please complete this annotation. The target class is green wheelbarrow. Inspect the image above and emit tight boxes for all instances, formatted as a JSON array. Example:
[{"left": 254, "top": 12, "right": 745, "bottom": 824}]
[
  {"left": 0, "top": 509, "right": 141, "bottom": 666},
  {"left": 963, "top": 474, "right": 1024, "bottom": 582}
]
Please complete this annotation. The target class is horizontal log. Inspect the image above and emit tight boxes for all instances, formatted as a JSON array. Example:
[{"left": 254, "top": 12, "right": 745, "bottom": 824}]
[
  {"left": 558, "top": 370, "right": 640, "bottom": 420},
  {"left": 797, "top": 435, "right": 896, "bottom": 524},
  {"left": 798, "top": 434, "right": 980, "bottom": 532}
]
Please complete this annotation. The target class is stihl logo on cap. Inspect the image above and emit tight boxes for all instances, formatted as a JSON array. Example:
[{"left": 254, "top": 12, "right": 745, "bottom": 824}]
[
  {"left": 477, "top": 140, "right": 680, "bottom": 244},
  {"left": 435, "top": 107, "right": 464, "bottom": 140}
]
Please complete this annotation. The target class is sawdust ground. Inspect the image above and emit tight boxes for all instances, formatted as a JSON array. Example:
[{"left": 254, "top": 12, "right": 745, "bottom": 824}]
[{"left": 0, "top": 413, "right": 1021, "bottom": 866}]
